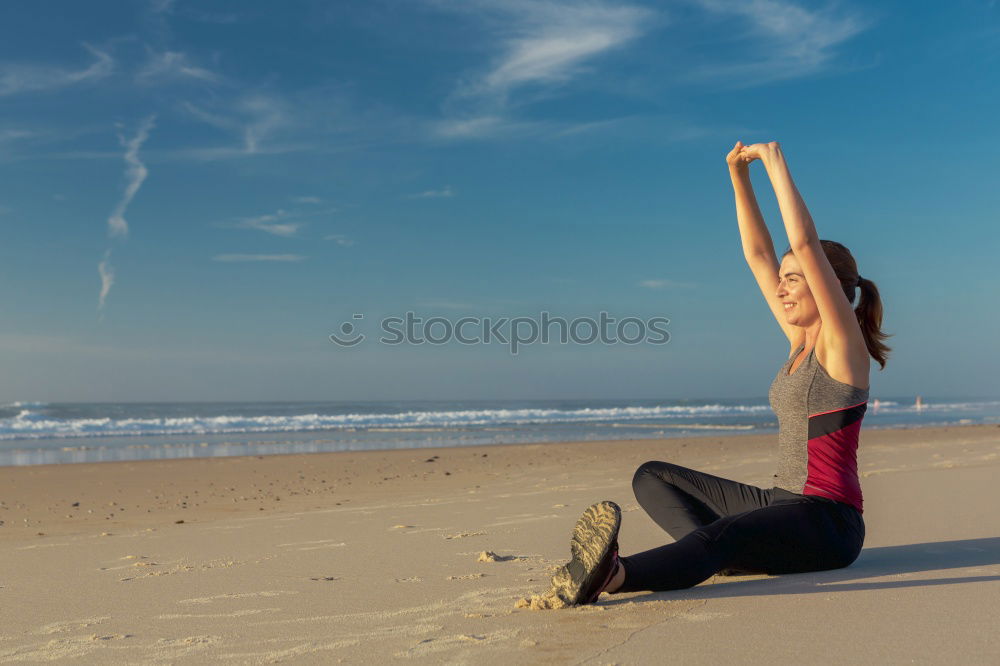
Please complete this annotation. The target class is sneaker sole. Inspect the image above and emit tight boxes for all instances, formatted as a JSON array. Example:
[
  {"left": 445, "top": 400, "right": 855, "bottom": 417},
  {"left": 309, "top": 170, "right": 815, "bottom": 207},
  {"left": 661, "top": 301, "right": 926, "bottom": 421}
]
[{"left": 550, "top": 501, "right": 621, "bottom": 606}]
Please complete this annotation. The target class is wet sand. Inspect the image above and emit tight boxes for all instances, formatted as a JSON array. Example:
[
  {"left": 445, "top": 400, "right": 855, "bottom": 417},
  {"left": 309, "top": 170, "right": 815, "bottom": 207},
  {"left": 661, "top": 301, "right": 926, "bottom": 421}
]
[{"left": 1, "top": 424, "right": 999, "bottom": 663}]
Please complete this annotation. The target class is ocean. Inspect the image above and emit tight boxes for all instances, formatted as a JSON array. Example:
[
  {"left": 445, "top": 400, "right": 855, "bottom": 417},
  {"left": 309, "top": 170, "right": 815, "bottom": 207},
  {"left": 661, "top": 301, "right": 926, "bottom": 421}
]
[{"left": 1, "top": 397, "right": 998, "bottom": 467}]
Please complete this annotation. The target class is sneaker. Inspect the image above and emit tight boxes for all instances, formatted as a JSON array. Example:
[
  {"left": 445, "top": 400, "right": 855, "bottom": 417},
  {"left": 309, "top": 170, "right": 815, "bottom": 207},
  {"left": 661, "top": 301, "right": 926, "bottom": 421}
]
[{"left": 549, "top": 501, "right": 622, "bottom": 606}]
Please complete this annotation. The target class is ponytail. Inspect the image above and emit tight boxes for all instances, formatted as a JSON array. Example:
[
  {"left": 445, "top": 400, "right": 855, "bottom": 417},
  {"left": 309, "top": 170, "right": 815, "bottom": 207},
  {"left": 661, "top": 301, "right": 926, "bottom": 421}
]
[
  {"left": 855, "top": 277, "right": 891, "bottom": 370},
  {"left": 807, "top": 240, "right": 892, "bottom": 370}
]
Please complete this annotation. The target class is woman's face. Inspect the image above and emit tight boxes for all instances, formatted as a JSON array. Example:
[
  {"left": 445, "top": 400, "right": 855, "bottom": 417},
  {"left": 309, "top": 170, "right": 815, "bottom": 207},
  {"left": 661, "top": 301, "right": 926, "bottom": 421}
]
[{"left": 776, "top": 253, "right": 819, "bottom": 327}]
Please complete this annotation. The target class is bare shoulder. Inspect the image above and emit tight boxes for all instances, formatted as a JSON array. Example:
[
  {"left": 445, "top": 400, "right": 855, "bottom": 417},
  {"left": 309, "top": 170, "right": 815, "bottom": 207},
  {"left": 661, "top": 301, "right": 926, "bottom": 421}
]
[{"left": 816, "top": 331, "right": 870, "bottom": 390}]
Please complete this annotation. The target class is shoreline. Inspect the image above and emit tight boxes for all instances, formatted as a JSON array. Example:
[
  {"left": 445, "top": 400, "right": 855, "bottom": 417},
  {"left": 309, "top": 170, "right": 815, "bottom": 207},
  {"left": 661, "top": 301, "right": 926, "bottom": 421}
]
[
  {"left": 2, "top": 423, "right": 995, "bottom": 539},
  {"left": 3, "top": 415, "right": 997, "bottom": 469}
]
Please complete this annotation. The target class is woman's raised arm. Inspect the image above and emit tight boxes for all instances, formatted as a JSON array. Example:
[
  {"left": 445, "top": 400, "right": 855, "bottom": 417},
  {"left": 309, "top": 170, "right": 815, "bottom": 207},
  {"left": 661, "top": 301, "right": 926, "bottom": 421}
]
[
  {"left": 727, "top": 142, "right": 802, "bottom": 349},
  {"left": 740, "top": 142, "right": 866, "bottom": 356}
]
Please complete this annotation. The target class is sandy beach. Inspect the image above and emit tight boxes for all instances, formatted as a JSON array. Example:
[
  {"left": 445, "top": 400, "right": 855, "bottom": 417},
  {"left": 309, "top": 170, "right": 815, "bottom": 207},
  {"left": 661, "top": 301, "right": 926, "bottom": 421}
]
[{"left": 1, "top": 424, "right": 999, "bottom": 664}]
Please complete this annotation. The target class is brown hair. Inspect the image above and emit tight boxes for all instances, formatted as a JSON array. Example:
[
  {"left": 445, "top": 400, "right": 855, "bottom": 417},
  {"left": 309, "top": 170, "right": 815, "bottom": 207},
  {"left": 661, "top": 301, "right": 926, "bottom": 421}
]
[{"left": 784, "top": 240, "right": 891, "bottom": 369}]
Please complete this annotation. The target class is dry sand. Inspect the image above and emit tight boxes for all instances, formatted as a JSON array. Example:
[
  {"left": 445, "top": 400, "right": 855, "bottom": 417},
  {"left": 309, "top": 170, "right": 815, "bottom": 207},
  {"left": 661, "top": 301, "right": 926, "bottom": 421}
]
[{"left": 1, "top": 424, "right": 999, "bottom": 664}]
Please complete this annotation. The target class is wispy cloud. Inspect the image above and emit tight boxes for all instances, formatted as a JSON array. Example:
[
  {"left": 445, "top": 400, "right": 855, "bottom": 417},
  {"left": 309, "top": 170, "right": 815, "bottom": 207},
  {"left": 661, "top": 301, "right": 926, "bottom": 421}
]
[
  {"left": 414, "top": 300, "right": 478, "bottom": 310},
  {"left": 411, "top": 185, "right": 455, "bottom": 198},
  {"left": 149, "top": 0, "right": 176, "bottom": 13},
  {"left": 433, "top": 116, "right": 511, "bottom": 139},
  {"left": 225, "top": 203, "right": 338, "bottom": 236},
  {"left": 0, "top": 44, "right": 114, "bottom": 97},
  {"left": 686, "top": 0, "right": 870, "bottom": 85},
  {"left": 181, "top": 9, "right": 241, "bottom": 24},
  {"left": 232, "top": 209, "right": 302, "bottom": 237},
  {"left": 183, "top": 93, "right": 290, "bottom": 155},
  {"left": 212, "top": 254, "right": 305, "bottom": 263},
  {"left": 0, "top": 129, "right": 36, "bottom": 143},
  {"left": 324, "top": 234, "right": 355, "bottom": 247},
  {"left": 97, "top": 250, "right": 115, "bottom": 314},
  {"left": 434, "top": 0, "right": 654, "bottom": 138},
  {"left": 98, "top": 116, "right": 155, "bottom": 315},
  {"left": 151, "top": 0, "right": 239, "bottom": 23},
  {"left": 292, "top": 196, "right": 322, "bottom": 204},
  {"left": 476, "top": 3, "right": 649, "bottom": 94},
  {"left": 638, "top": 279, "right": 695, "bottom": 289},
  {"left": 239, "top": 95, "right": 290, "bottom": 153},
  {"left": 107, "top": 116, "right": 156, "bottom": 238},
  {"left": 137, "top": 50, "right": 219, "bottom": 83}
]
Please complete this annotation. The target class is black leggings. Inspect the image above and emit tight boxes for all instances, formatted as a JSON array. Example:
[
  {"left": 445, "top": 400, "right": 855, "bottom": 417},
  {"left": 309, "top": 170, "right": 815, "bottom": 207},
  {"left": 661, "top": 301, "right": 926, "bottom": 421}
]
[{"left": 617, "top": 461, "right": 865, "bottom": 592}]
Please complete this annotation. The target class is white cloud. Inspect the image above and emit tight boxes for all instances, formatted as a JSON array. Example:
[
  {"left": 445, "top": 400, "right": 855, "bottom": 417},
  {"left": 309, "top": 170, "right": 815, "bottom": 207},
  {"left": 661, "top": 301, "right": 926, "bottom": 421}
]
[
  {"left": 166, "top": 143, "right": 309, "bottom": 162},
  {"left": 233, "top": 209, "right": 302, "bottom": 237},
  {"left": 107, "top": 116, "right": 156, "bottom": 238},
  {"left": 225, "top": 204, "right": 338, "bottom": 236},
  {"left": 292, "top": 196, "right": 322, "bottom": 204},
  {"left": 137, "top": 51, "right": 219, "bottom": 83},
  {"left": 183, "top": 94, "right": 290, "bottom": 155},
  {"left": 324, "top": 234, "right": 355, "bottom": 247},
  {"left": 149, "top": 0, "right": 176, "bottom": 13},
  {"left": 239, "top": 95, "right": 290, "bottom": 154},
  {"left": 687, "top": 0, "right": 870, "bottom": 85},
  {"left": 638, "top": 279, "right": 695, "bottom": 289},
  {"left": 414, "top": 300, "right": 477, "bottom": 310},
  {"left": 0, "top": 129, "right": 36, "bottom": 143},
  {"left": 152, "top": 0, "right": 240, "bottom": 23},
  {"left": 436, "top": 1, "right": 653, "bottom": 138},
  {"left": 98, "top": 117, "right": 154, "bottom": 314},
  {"left": 463, "top": 1, "right": 650, "bottom": 98},
  {"left": 181, "top": 9, "right": 240, "bottom": 24},
  {"left": 98, "top": 250, "right": 115, "bottom": 312},
  {"left": 412, "top": 185, "right": 455, "bottom": 198},
  {"left": 0, "top": 44, "right": 114, "bottom": 97},
  {"left": 212, "top": 254, "right": 305, "bottom": 263},
  {"left": 433, "top": 116, "right": 505, "bottom": 139}
]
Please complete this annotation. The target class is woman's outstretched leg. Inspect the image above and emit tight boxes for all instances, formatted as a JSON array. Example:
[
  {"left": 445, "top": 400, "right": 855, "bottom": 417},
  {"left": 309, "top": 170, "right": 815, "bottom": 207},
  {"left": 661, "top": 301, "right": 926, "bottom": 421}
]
[
  {"left": 614, "top": 494, "right": 864, "bottom": 593},
  {"left": 631, "top": 461, "right": 774, "bottom": 538}
]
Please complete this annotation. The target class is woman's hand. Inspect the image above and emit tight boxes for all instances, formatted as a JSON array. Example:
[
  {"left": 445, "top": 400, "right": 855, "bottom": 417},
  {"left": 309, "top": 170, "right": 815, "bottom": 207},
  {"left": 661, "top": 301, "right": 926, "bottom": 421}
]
[
  {"left": 740, "top": 141, "right": 782, "bottom": 168},
  {"left": 726, "top": 141, "right": 751, "bottom": 175}
]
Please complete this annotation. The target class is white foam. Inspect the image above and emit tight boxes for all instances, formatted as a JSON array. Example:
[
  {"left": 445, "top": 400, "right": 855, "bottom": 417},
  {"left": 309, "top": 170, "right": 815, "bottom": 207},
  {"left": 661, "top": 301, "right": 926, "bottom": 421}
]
[{"left": 0, "top": 403, "right": 771, "bottom": 441}]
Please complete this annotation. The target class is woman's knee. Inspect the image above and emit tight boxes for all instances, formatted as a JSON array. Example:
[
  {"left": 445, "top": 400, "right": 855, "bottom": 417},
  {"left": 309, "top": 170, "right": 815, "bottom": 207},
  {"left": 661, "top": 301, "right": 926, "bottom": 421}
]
[
  {"left": 631, "top": 460, "right": 667, "bottom": 493},
  {"left": 631, "top": 460, "right": 686, "bottom": 489}
]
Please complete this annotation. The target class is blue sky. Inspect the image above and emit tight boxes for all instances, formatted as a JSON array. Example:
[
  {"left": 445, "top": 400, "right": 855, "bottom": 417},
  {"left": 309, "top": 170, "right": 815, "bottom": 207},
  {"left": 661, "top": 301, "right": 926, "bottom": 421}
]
[{"left": 1, "top": 0, "right": 998, "bottom": 402}]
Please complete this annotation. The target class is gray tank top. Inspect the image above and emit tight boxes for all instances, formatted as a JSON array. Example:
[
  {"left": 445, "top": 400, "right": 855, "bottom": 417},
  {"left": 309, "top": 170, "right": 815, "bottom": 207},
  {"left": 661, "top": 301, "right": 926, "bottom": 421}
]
[{"left": 768, "top": 343, "right": 869, "bottom": 511}]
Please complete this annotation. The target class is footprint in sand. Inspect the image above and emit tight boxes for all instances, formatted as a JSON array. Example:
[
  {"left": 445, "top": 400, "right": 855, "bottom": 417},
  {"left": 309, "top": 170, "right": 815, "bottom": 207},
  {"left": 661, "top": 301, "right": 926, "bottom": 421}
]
[
  {"left": 444, "top": 531, "right": 485, "bottom": 540},
  {"left": 156, "top": 609, "right": 280, "bottom": 620},
  {"left": 90, "top": 634, "right": 133, "bottom": 641},
  {"left": 394, "top": 630, "right": 518, "bottom": 658},
  {"left": 35, "top": 617, "right": 110, "bottom": 635},
  {"left": 276, "top": 539, "right": 346, "bottom": 551},
  {"left": 476, "top": 551, "right": 518, "bottom": 562},
  {"left": 178, "top": 591, "right": 298, "bottom": 605}
]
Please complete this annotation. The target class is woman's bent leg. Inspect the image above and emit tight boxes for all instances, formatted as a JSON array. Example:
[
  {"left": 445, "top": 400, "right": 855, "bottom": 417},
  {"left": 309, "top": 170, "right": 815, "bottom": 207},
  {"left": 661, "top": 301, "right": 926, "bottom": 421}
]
[
  {"left": 616, "top": 495, "right": 865, "bottom": 592},
  {"left": 631, "top": 461, "right": 774, "bottom": 539}
]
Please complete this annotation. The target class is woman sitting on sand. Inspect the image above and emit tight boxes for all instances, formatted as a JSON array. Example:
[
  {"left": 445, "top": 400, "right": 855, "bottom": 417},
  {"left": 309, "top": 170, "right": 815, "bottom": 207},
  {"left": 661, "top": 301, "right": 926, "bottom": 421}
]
[{"left": 540, "top": 140, "right": 891, "bottom": 607}]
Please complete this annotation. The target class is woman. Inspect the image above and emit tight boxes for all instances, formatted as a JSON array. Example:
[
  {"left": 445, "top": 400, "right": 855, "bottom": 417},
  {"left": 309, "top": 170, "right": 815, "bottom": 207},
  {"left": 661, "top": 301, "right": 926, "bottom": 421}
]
[{"left": 547, "top": 141, "right": 891, "bottom": 606}]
